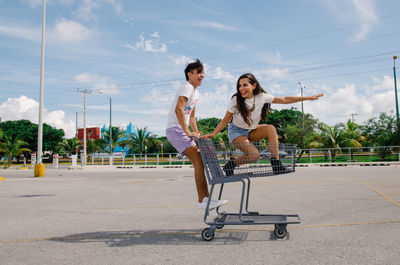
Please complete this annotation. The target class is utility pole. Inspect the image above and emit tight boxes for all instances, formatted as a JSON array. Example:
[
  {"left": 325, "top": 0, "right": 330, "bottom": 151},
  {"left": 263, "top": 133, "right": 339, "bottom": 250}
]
[
  {"left": 349, "top": 113, "right": 358, "bottom": 123},
  {"left": 77, "top": 88, "right": 91, "bottom": 166}
]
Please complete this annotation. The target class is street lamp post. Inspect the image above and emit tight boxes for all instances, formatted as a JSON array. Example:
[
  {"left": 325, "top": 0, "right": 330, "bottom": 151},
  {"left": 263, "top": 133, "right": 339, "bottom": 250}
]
[
  {"left": 99, "top": 91, "right": 112, "bottom": 165},
  {"left": 297, "top": 81, "right": 305, "bottom": 131},
  {"left": 35, "top": 0, "right": 46, "bottom": 177},
  {"left": 161, "top": 143, "right": 163, "bottom": 159},
  {"left": 67, "top": 108, "right": 79, "bottom": 155},
  {"left": 393, "top": 55, "right": 399, "bottom": 126}
]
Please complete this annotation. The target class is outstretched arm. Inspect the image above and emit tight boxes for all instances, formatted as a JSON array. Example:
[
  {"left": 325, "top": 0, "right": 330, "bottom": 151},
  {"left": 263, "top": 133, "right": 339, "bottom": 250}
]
[
  {"left": 203, "top": 111, "right": 233, "bottom": 138},
  {"left": 272, "top": 93, "right": 324, "bottom": 104}
]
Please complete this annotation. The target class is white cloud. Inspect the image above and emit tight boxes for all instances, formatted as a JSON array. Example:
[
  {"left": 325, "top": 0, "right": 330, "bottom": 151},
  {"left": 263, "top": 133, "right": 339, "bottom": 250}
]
[
  {"left": 352, "top": 0, "right": 378, "bottom": 40},
  {"left": 0, "top": 22, "right": 40, "bottom": 42},
  {"left": 75, "top": 73, "right": 120, "bottom": 94},
  {"left": 21, "top": 0, "right": 73, "bottom": 8},
  {"left": 126, "top": 33, "right": 167, "bottom": 53},
  {"left": 208, "top": 67, "right": 235, "bottom": 82},
  {"left": 197, "top": 21, "right": 236, "bottom": 31},
  {"left": 0, "top": 95, "right": 75, "bottom": 137},
  {"left": 255, "top": 68, "right": 290, "bottom": 80},
  {"left": 320, "top": 0, "right": 378, "bottom": 41},
  {"left": 197, "top": 83, "right": 235, "bottom": 119},
  {"left": 171, "top": 55, "right": 194, "bottom": 66},
  {"left": 140, "top": 89, "right": 174, "bottom": 105},
  {"left": 302, "top": 74, "right": 398, "bottom": 125},
  {"left": 72, "top": 0, "right": 121, "bottom": 21},
  {"left": 50, "top": 19, "right": 92, "bottom": 43}
]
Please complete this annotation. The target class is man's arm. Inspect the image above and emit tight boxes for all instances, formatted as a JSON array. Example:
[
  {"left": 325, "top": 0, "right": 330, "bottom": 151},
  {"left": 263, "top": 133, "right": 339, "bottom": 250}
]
[
  {"left": 189, "top": 107, "right": 199, "bottom": 133},
  {"left": 175, "top": 96, "right": 191, "bottom": 134}
]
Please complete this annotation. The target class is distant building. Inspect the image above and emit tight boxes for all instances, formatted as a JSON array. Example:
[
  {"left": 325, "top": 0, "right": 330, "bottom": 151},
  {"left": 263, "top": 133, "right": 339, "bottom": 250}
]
[
  {"left": 100, "top": 122, "right": 137, "bottom": 153},
  {"left": 77, "top": 127, "right": 101, "bottom": 142}
]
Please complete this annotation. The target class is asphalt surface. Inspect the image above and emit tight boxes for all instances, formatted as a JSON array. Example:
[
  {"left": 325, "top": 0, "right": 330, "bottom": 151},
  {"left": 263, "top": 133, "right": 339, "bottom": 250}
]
[{"left": 1, "top": 165, "right": 400, "bottom": 265}]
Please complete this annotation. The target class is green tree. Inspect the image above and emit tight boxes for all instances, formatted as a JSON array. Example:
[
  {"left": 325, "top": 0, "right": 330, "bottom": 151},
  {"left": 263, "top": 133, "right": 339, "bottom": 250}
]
[
  {"left": 340, "top": 120, "right": 363, "bottom": 161},
  {"left": 102, "top": 126, "right": 126, "bottom": 153},
  {"left": 197, "top": 118, "right": 224, "bottom": 134},
  {"left": 361, "top": 112, "right": 399, "bottom": 146},
  {"left": 58, "top": 137, "right": 81, "bottom": 156},
  {"left": 0, "top": 135, "right": 31, "bottom": 168},
  {"left": 94, "top": 138, "right": 108, "bottom": 153},
  {"left": 310, "top": 123, "right": 344, "bottom": 162},
  {"left": 0, "top": 120, "right": 64, "bottom": 153},
  {"left": 361, "top": 112, "right": 399, "bottom": 160},
  {"left": 124, "top": 127, "right": 154, "bottom": 156},
  {"left": 262, "top": 108, "right": 303, "bottom": 140}
]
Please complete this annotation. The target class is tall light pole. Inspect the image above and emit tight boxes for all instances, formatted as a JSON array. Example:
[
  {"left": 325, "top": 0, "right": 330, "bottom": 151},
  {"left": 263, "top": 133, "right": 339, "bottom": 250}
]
[
  {"left": 297, "top": 81, "right": 305, "bottom": 131},
  {"left": 393, "top": 55, "right": 399, "bottom": 126},
  {"left": 67, "top": 108, "right": 78, "bottom": 137},
  {"left": 78, "top": 89, "right": 91, "bottom": 166},
  {"left": 35, "top": 0, "right": 46, "bottom": 177},
  {"left": 67, "top": 108, "right": 79, "bottom": 155},
  {"left": 99, "top": 91, "right": 112, "bottom": 165}
]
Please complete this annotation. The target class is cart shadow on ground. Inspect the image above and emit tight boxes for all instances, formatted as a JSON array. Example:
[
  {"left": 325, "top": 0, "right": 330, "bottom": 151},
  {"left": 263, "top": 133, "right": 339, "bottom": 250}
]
[{"left": 49, "top": 229, "right": 289, "bottom": 247}]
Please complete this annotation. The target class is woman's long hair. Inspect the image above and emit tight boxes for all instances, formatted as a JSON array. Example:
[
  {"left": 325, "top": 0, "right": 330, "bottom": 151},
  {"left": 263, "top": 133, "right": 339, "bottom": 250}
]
[{"left": 233, "top": 73, "right": 272, "bottom": 126}]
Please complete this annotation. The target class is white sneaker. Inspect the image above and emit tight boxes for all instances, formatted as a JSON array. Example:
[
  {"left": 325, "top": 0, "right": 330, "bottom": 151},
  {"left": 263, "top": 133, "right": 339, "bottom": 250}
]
[{"left": 197, "top": 197, "right": 228, "bottom": 210}]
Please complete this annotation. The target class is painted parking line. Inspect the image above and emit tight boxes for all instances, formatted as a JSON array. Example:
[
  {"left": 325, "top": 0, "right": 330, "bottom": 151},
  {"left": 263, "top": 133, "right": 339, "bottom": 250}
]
[
  {"left": 361, "top": 181, "right": 400, "bottom": 207},
  {"left": 2, "top": 219, "right": 400, "bottom": 244}
]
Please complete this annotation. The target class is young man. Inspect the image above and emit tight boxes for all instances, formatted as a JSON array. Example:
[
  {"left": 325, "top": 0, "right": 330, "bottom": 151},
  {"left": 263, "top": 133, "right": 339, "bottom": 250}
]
[{"left": 166, "top": 59, "right": 227, "bottom": 209}]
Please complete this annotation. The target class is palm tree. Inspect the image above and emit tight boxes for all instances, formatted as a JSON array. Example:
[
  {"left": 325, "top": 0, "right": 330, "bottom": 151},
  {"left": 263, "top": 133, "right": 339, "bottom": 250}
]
[
  {"left": 102, "top": 126, "right": 126, "bottom": 153},
  {"left": 58, "top": 137, "right": 81, "bottom": 156},
  {"left": 94, "top": 138, "right": 108, "bottom": 153},
  {"left": 310, "top": 123, "right": 344, "bottom": 162},
  {"left": 124, "top": 127, "right": 154, "bottom": 156},
  {"left": 340, "top": 120, "right": 363, "bottom": 161},
  {"left": 0, "top": 135, "right": 31, "bottom": 168}
]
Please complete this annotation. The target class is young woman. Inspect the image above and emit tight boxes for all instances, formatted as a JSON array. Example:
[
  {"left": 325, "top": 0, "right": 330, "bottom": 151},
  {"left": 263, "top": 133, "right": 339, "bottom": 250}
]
[{"left": 204, "top": 73, "right": 323, "bottom": 175}]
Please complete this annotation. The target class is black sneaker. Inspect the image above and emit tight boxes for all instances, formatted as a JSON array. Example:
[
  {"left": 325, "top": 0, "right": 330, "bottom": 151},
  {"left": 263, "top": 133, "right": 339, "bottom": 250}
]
[
  {"left": 223, "top": 159, "right": 236, "bottom": 176},
  {"left": 270, "top": 158, "right": 290, "bottom": 175}
]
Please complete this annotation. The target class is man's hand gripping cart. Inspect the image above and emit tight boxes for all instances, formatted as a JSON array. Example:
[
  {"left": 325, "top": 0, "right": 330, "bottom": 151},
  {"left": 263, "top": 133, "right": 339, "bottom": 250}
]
[{"left": 194, "top": 137, "right": 301, "bottom": 241}]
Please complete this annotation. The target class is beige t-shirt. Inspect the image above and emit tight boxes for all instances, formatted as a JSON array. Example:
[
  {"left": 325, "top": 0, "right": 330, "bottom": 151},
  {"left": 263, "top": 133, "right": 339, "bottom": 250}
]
[{"left": 227, "top": 93, "right": 274, "bottom": 130}]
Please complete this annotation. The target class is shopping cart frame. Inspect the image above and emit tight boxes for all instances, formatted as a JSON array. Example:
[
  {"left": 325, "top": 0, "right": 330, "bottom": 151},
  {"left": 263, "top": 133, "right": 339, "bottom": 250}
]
[{"left": 195, "top": 137, "right": 301, "bottom": 241}]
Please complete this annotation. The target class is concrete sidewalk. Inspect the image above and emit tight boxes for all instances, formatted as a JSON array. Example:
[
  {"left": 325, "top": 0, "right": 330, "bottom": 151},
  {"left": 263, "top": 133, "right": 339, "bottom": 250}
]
[{"left": 1, "top": 165, "right": 399, "bottom": 265}]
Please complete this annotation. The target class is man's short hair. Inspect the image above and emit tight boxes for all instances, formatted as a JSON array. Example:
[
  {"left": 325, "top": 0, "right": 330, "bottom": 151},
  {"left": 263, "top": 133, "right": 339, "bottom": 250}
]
[{"left": 184, "top": 59, "right": 204, "bottom": 81}]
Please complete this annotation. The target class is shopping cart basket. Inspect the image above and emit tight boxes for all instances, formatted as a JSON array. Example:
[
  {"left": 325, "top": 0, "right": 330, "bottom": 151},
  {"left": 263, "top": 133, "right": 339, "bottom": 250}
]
[{"left": 195, "top": 137, "right": 300, "bottom": 241}]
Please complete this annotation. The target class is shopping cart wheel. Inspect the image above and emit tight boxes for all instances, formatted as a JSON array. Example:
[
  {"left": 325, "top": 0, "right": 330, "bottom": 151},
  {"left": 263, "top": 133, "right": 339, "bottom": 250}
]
[
  {"left": 201, "top": 228, "right": 215, "bottom": 241},
  {"left": 274, "top": 224, "right": 287, "bottom": 239}
]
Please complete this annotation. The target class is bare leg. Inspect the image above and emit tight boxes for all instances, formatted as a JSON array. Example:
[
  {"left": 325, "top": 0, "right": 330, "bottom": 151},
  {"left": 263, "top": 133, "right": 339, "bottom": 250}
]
[
  {"left": 184, "top": 145, "right": 209, "bottom": 202},
  {"left": 249, "top": 124, "right": 279, "bottom": 159},
  {"left": 232, "top": 136, "right": 260, "bottom": 166}
]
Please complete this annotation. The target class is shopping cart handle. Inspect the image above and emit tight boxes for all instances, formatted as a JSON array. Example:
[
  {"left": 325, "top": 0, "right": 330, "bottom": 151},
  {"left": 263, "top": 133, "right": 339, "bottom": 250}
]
[{"left": 188, "top": 135, "right": 200, "bottom": 140}]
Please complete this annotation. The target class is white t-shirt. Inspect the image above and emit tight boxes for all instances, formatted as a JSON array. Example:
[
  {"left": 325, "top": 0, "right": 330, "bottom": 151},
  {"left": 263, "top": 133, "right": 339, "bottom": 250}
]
[
  {"left": 227, "top": 93, "right": 274, "bottom": 130},
  {"left": 167, "top": 82, "right": 200, "bottom": 129}
]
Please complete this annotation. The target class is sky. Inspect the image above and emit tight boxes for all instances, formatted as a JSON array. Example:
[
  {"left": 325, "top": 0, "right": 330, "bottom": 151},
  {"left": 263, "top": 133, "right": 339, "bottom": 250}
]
[{"left": 1, "top": 0, "right": 400, "bottom": 138}]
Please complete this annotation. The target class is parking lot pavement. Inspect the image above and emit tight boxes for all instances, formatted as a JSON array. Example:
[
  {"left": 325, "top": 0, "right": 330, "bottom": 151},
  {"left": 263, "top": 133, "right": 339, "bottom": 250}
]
[{"left": 0, "top": 165, "right": 400, "bottom": 265}]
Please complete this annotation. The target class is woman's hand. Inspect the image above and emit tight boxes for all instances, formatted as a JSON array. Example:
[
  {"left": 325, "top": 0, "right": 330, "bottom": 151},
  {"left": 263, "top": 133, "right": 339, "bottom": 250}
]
[
  {"left": 201, "top": 133, "right": 215, "bottom": 139},
  {"left": 308, "top": 93, "right": 324, "bottom": 101}
]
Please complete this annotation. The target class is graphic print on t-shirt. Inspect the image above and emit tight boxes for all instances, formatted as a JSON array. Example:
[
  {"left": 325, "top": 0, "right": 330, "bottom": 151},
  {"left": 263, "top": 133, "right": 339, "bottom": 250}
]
[{"left": 184, "top": 97, "right": 198, "bottom": 115}]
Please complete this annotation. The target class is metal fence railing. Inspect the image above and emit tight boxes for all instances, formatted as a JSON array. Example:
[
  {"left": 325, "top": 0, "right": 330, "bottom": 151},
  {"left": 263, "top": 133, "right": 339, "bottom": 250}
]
[{"left": 1, "top": 146, "right": 400, "bottom": 167}]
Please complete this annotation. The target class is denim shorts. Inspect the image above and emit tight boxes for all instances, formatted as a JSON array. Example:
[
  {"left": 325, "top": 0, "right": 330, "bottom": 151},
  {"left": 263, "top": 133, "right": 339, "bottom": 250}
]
[
  {"left": 228, "top": 123, "right": 250, "bottom": 143},
  {"left": 165, "top": 126, "right": 196, "bottom": 155}
]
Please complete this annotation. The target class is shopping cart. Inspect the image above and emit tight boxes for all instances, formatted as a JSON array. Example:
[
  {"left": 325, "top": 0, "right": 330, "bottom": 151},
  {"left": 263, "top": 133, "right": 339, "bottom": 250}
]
[{"left": 195, "top": 137, "right": 301, "bottom": 241}]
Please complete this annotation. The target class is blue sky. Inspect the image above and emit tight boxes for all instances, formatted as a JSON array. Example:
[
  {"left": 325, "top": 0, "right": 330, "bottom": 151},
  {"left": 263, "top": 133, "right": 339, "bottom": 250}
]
[{"left": 1, "top": 0, "right": 400, "bottom": 138}]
